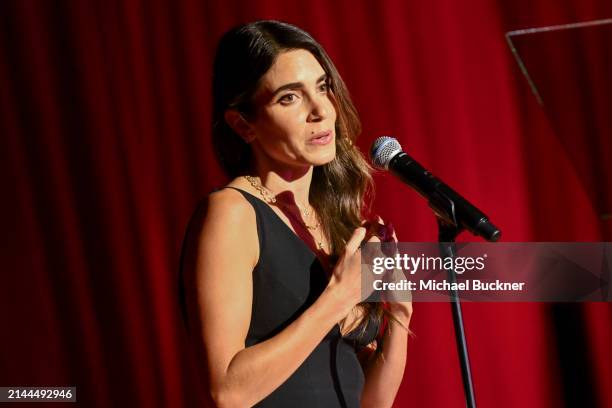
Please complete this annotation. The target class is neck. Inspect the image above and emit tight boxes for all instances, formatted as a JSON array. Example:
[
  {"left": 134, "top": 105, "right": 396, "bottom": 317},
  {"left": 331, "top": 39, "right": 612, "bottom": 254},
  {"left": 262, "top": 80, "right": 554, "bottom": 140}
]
[{"left": 252, "top": 161, "right": 313, "bottom": 207}]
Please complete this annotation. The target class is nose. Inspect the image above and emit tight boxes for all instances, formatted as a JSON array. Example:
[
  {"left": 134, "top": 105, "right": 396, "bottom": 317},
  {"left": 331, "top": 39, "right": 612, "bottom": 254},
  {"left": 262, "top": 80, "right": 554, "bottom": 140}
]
[{"left": 307, "top": 94, "right": 330, "bottom": 122}]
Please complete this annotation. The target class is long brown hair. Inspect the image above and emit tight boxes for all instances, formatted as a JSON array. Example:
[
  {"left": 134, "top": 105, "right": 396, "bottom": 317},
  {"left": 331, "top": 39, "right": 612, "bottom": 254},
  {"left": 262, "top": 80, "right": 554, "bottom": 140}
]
[{"left": 212, "top": 20, "right": 387, "bottom": 340}]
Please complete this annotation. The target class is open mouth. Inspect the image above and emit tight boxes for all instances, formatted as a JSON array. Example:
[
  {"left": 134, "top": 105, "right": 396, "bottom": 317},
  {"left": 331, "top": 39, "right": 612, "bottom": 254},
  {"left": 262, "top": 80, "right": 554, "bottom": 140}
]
[{"left": 308, "top": 130, "right": 333, "bottom": 145}]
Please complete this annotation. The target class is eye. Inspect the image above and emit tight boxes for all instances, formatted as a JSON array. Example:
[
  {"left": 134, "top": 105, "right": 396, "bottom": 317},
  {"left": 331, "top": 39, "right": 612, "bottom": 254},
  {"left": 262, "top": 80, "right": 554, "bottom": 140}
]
[
  {"left": 279, "top": 93, "right": 297, "bottom": 105},
  {"left": 318, "top": 82, "right": 330, "bottom": 93}
]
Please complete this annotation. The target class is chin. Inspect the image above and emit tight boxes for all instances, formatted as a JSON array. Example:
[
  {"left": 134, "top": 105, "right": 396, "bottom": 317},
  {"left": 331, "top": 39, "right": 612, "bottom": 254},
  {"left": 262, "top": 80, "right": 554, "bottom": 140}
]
[{"left": 309, "top": 146, "right": 336, "bottom": 166}]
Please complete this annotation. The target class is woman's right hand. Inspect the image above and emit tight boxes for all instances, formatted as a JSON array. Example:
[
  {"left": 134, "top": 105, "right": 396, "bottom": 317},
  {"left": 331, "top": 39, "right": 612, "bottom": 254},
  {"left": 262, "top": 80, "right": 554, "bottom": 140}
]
[{"left": 324, "top": 227, "right": 369, "bottom": 318}]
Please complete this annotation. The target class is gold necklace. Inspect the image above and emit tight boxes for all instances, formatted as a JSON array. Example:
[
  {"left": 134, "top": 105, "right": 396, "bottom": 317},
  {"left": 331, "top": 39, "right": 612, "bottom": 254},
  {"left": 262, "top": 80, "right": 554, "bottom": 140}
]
[
  {"left": 244, "top": 175, "right": 276, "bottom": 204},
  {"left": 243, "top": 175, "right": 326, "bottom": 251},
  {"left": 244, "top": 175, "right": 313, "bottom": 218}
]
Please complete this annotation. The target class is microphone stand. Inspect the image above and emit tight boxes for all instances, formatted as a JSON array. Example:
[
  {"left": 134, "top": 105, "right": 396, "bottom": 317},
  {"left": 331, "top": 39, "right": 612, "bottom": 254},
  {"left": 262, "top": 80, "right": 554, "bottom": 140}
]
[{"left": 431, "top": 191, "right": 477, "bottom": 408}]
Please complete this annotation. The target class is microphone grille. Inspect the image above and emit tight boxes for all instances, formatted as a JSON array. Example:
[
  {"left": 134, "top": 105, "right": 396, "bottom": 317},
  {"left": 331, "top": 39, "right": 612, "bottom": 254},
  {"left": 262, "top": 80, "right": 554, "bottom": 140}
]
[{"left": 370, "top": 136, "right": 402, "bottom": 169}]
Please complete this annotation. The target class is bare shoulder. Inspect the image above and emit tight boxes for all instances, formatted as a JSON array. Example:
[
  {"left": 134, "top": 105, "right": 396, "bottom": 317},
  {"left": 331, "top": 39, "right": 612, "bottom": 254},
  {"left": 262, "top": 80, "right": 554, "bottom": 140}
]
[
  {"left": 206, "top": 187, "right": 254, "bottom": 220},
  {"left": 205, "top": 177, "right": 259, "bottom": 216},
  {"left": 198, "top": 184, "right": 259, "bottom": 266}
]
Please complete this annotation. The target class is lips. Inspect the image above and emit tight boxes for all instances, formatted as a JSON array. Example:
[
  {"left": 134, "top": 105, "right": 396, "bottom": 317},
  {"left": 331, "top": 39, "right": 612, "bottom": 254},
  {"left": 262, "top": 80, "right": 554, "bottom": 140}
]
[{"left": 308, "top": 130, "right": 333, "bottom": 145}]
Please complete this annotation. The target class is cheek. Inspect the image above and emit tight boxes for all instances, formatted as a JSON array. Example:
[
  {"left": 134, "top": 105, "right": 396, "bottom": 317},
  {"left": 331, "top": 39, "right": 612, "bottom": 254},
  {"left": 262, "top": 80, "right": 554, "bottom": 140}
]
[
  {"left": 254, "top": 113, "right": 305, "bottom": 150},
  {"left": 255, "top": 110, "right": 285, "bottom": 133},
  {"left": 271, "top": 115, "right": 304, "bottom": 145},
  {"left": 263, "top": 110, "right": 306, "bottom": 138}
]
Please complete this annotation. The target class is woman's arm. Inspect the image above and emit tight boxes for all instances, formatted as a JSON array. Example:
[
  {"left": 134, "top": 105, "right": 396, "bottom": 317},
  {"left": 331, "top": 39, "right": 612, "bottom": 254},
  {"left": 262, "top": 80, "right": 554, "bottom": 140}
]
[
  {"left": 185, "top": 189, "right": 366, "bottom": 408},
  {"left": 360, "top": 306, "right": 411, "bottom": 408},
  {"left": 360, "top": 217, "right": 413, "bottom": 408}
]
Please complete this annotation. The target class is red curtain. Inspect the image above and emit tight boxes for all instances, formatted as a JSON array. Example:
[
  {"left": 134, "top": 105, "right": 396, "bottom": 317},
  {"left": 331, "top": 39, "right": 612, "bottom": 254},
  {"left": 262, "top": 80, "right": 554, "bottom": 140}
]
[{"left": 1, "top": 1, "right": 611, "bottom": 407}]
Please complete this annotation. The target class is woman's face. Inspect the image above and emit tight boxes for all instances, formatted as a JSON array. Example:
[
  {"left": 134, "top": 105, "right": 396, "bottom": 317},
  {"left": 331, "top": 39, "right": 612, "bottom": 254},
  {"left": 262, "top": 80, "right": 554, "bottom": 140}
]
[{"left": 247, "top": 49, "right": 338, "bottom": 170}]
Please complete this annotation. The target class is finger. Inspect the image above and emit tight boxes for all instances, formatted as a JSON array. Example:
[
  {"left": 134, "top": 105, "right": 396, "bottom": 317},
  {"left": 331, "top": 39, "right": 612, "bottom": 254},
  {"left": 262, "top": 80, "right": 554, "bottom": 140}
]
[
  {"left": 361, "top": 218, "right": 379, "bottom": 240},
  {"left": 385, "top": 221, "right": 398, "bottom": 243},
  {"left": 345, "top": 227, "right": 367, "bottom": 254},
  {"left": 366, "top": 234, "right": 381, "bottom": 243},
  {"left": 362, "top": 217, "right": 397, "bottom": 242}
]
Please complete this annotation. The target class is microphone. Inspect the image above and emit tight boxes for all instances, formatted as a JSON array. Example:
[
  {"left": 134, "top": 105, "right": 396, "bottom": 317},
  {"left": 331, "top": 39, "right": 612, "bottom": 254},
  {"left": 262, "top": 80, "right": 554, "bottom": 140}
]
[{"left": 370, "top": 136, "right": 501, "bottom": 242}]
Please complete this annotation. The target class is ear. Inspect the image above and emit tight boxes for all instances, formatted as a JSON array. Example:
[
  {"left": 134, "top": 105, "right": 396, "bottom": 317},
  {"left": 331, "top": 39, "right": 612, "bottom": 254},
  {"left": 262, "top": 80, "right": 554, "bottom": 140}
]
[{"left": 224, "top": 110, "right": 256, "bottom": 143}]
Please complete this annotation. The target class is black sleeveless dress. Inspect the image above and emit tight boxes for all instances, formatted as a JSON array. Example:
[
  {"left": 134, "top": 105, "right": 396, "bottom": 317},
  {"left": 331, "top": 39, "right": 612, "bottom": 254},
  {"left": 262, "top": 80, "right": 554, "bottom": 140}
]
[{"left": 225, "top": 187, "right": 379, "bottom": 408}]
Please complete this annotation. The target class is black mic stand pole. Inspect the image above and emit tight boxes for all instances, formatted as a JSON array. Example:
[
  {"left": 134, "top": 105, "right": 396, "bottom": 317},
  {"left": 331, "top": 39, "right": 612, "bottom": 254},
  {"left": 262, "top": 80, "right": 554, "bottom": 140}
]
[{"left": 431, "top": 192, "right": 477, "bottom": 408}]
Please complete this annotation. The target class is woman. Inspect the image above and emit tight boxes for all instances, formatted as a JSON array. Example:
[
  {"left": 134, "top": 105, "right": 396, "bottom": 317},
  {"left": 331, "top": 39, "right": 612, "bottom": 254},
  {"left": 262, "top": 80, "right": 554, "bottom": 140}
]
[{"left": 181, "top": 20, "right": 412, "bottom": 407}]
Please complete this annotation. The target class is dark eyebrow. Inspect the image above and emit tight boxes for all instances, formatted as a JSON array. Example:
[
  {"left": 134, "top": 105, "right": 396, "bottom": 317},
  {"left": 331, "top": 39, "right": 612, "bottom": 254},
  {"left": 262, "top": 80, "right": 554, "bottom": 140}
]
[{"left": 271, "top": 74, "right": 328, "bottom": 98}]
